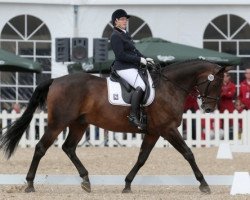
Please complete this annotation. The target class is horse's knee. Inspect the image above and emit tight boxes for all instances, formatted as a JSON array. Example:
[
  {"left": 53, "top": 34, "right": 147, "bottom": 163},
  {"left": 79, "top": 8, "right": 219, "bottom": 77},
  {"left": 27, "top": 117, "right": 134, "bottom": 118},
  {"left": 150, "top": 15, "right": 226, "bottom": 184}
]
[
  {"left": 62, "top": 143, "right": 70, "bottom": 154},
  {"left": 62, "top": 143, "right": 75, "bottom": 156}
]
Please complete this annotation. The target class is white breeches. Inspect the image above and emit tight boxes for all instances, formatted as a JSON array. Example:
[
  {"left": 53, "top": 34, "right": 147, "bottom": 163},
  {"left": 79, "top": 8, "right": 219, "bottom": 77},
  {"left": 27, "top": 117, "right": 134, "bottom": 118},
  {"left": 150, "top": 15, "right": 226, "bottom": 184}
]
[{"left": 116, "top": 68, "right": 146, "bottom": 91}]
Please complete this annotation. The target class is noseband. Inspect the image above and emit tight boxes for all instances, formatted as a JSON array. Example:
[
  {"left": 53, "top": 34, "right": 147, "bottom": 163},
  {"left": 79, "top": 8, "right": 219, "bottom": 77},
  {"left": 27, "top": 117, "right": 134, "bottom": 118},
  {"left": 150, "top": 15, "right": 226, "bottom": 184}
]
[{"left": 195, "top": 74, "right": 221, "bottom": 106}]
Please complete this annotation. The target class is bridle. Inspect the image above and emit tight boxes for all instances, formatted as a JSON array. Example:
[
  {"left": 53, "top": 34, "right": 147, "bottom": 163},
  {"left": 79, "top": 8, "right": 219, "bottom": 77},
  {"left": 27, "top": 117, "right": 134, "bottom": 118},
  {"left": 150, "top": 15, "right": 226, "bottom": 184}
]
[
  {"left": 149, "top": 63, "right": 223, "bottom": 107},
  {"left": 195, "top": 73, "right": 222, "bottom": 107}
]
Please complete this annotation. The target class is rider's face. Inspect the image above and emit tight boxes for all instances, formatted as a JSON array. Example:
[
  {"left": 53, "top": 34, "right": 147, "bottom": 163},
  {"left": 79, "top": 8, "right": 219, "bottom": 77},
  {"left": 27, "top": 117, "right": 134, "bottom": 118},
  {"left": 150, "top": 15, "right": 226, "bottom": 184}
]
[
  {"left": 115, "top": 17, "right": 128, "bottom": 30},
  {"left": 245, "top": 69, "right": 250, "bottom": 81}
]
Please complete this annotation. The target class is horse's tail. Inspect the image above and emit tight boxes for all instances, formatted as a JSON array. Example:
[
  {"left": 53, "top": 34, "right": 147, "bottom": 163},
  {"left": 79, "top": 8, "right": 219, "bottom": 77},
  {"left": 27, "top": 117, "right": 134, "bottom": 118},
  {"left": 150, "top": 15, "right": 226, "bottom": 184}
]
[{"left": 0, "top": 79, "right": 54, "bottom": 159}]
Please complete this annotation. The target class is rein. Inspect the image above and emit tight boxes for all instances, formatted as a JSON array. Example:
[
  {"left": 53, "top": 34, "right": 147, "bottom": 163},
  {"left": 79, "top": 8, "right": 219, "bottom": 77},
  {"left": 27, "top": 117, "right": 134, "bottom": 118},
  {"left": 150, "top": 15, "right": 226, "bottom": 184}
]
[
  {"left": 149, "top": 63, "right": 187, "bottom": 91},
  {"left": 149, "top": 63, "right": 222, "bottom": 104}
]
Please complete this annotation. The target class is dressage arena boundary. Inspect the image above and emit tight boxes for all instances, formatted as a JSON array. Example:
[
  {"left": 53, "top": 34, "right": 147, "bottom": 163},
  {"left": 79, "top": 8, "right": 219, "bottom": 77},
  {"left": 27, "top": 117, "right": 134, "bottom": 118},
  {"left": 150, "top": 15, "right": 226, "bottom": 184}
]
[
  {"left": 0, "top": 174, "right": 235, "bottom": 186},
  {"left": 2, "top": 174, "right": 250, "bottom": 195},
  {"left": 0, "top": 109, "right": 250, "bottom": 148}
]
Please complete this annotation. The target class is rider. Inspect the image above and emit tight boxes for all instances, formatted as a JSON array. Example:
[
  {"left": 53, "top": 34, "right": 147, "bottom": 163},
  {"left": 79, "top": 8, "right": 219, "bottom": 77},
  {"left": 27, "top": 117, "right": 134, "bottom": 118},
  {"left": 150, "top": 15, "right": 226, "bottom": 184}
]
[{"left": 110, "top": 9, "right": 154, "bottom": 130}]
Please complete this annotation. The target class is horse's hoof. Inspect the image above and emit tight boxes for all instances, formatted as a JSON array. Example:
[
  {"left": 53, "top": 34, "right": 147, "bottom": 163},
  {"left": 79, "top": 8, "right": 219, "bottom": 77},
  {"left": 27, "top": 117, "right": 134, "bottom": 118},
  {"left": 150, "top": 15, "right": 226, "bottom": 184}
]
[
  {"left": 199, "top": 185, "right": 211, "bottom": 194},
  {"left": 81, "top": 182, "right": 91, "bottom": 193},
  {"left": 24, "top": 186, "right": 35, "bottom": 193},
  {"left": 122, "top": 187, "right": 132, "bottom": 193}
]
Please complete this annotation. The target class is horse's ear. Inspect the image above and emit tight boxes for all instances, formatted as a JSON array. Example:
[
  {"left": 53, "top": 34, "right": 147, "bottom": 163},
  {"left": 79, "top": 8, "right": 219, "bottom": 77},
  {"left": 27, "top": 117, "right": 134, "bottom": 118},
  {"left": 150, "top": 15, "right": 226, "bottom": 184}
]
[
  {"left": 224, "top": 65, "right": 235, "bottom": 72},
  {"left": 217, "top": 65, "right": 235, "bottom": 74}
]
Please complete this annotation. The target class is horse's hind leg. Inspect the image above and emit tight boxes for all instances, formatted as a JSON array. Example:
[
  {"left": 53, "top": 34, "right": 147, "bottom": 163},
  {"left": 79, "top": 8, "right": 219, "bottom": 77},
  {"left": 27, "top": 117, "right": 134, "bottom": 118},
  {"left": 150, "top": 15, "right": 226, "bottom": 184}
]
[
  {"left": 122, "top": 134, "right": 159, "bottom": 193},
  {"left": 25, "top": 126, "right": 64, "bottom": 192},
  {"left": 162, "top": 128, "right": 211, "bottom": 194},
  {"left": 62, "top": 122, "right": 91, "bottom": 193}
]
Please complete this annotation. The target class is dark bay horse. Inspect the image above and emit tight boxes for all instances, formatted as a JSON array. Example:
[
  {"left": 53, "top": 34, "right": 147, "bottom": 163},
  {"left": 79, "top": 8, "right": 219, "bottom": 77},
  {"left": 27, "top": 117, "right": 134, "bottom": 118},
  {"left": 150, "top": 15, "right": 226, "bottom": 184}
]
[{"left": 0, "top": 60, "right": 231, "bottom": 194}]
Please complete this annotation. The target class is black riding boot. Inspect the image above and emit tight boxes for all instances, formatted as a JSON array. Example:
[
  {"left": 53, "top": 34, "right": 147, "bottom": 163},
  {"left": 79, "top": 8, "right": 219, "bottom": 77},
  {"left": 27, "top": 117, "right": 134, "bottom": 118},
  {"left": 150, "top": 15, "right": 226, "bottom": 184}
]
[{"left": 128, "top": 87, "right": 146, "bottom": 130}]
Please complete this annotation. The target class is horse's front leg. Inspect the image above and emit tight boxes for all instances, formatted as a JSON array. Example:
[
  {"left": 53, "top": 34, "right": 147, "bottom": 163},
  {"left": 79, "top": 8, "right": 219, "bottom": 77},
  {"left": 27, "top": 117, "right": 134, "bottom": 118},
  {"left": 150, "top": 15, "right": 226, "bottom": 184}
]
[
  {"left": 162, "top": 128, "right": 211, "bottom": 194},
  {"left": 122, "top": 133, "right": 159, "bottom": 193}
]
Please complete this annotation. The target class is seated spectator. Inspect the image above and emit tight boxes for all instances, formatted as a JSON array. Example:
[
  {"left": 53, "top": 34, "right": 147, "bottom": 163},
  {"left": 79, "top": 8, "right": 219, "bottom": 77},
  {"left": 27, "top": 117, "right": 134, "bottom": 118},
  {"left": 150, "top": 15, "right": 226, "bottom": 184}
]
[
  {"left": 238, "top": 67, "right": 250, "bottom": 110},
  {"left": 218, "top": 72, "right": 236, "bottom": 113}
]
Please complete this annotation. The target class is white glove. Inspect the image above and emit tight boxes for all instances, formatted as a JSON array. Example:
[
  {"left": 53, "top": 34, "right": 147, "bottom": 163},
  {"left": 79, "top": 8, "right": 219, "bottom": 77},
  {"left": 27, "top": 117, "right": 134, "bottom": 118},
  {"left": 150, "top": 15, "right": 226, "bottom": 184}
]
[
  {"left": 146, "top": 57, "right": 154, "bottom": 64},
  {"left": 140, "top": 57, "right": 147, "bottom": 65}
]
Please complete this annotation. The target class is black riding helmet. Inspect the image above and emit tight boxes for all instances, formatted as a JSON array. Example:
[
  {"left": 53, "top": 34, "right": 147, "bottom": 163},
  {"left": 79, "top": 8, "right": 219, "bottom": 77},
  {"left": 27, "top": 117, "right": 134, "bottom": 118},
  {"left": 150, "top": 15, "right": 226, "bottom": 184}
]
[{"left": 111, "top": 9, "right": 130, "bottom": 25}]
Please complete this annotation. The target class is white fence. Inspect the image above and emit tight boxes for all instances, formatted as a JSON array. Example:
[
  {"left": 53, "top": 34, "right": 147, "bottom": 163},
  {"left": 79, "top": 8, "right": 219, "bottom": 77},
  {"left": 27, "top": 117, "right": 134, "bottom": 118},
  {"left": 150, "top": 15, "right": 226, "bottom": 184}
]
[{"left": 0, "top": 110, "right": 250, "bottom": 148}]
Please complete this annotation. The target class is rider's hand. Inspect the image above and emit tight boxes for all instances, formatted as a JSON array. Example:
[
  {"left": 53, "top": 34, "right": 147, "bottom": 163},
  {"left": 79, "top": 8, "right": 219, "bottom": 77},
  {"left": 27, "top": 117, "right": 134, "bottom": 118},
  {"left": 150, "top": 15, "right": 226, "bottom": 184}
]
[
  {"left": 140, "top": 57, "right": 147, "bottom": 65},
  {"left": 146, "top": 57, "right": 155, "bottom": 64}
]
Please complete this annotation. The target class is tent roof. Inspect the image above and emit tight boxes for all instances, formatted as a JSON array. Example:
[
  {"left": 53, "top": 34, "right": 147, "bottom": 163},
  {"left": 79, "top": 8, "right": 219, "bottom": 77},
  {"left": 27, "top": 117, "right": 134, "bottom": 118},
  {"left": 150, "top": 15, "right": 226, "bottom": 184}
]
[
  {"left": 0, "top": 49, "right": 41, "bottom": 73},
  {"left": 69, "top": 37, "right": 242, "bottom": 74},
  {"left": 136, "top": 37, "right": 242, "bottom": 65}
]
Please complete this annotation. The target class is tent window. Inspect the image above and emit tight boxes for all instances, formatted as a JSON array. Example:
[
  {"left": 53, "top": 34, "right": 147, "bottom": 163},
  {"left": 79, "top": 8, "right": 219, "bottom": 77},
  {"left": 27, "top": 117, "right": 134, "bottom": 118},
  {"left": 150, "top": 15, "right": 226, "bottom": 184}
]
[
  {"left": 102, "top": 15, "right": 152, "bottom": 41},
  {"left": 203, "top": 42, "right": 218, "bottom": 51},
  {"left": 203, "top": 14, "right": 250, "bottom": 94},
  {"left": 239, "top": 42, "right": 250, "bottom": 55},
  {"left": 36, "top": 42, "right": 51, "bottom": 56},
  {"left": 18, "top": 73, "right": 33, "bottom": 85},
  {"left": 221, "top": 41, "right": 237, "bottom": 55},
  {"left": 1, "top": 87, "right": 15, "bottom": 100},
  {"left": 0, "top": 72, "right": 15, "bottom": 84},
  {"left": 1, "top": 41, "right": 16, "bottom": 54},
  {"left": 1, "top": 24, "right": 22, "bottom": 40},
  {"left": 18, "top": 88, "right": 33, "bottom": 101},
  {"left": 36, "top": 58, "right": 51, "bottom": 72},
  {"left": 0, "top": 14, "right": 52, "bottom": 111},
  {"left": 18, "top": 42, "right": 34, "bottom": 55},
  {"left": 9, "top": 15, "right": 25, "bottom": 36}
]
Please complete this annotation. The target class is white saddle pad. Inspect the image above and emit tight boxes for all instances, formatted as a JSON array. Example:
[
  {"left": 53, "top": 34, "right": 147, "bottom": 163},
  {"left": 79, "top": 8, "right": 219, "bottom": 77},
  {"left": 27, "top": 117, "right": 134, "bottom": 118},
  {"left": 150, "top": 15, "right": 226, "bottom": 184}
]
[{"left": 107, "top": 71, "right": 155, "bottom": 106}]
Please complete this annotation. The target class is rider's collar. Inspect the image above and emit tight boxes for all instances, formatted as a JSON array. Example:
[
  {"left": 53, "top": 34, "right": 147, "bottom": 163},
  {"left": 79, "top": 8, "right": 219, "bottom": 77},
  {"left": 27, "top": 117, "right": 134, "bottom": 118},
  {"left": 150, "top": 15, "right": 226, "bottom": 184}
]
[{"left": 114, "top": 27, "right": 126, "bottom": 34}]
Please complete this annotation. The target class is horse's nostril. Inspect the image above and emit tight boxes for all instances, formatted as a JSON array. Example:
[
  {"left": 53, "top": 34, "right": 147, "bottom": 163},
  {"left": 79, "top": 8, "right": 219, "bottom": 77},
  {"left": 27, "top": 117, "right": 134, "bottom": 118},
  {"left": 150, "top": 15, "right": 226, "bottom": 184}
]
[{"left": 205, "top": 108, "right": 212, "bottom": 113}]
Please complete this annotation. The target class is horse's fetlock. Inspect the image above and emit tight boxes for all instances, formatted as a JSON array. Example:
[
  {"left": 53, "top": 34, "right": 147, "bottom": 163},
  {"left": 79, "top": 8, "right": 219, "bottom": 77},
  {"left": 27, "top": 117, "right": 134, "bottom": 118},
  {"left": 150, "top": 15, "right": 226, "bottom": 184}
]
[{"left": 137, "top": 158, "right": 146, "bottom": 167}]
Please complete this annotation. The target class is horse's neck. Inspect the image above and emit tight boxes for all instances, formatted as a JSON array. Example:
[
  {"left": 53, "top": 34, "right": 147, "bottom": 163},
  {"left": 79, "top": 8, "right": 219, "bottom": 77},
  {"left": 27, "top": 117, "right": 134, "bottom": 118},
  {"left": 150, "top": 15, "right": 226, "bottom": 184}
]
[{"left": 164, "top": 64, "right": 202, "bottom": 92}]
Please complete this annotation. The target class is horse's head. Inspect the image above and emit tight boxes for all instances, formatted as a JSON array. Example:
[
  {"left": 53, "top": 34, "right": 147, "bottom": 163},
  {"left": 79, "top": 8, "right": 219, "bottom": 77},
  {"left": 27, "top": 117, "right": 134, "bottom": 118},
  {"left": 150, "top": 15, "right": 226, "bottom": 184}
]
[{"left": 196, "top": 65, "right": 233, "bottom": 113}]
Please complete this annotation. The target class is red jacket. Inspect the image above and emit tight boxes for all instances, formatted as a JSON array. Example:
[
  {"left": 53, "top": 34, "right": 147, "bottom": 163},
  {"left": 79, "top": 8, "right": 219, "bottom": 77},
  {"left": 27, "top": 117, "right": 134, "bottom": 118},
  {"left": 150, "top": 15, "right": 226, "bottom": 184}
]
[
  {"left": 219, "top": 81, "right": 236, "bottom": 113},
  {"left": 239, "top": 80, "right": 250, "bottom": 109},
  {"left": 184, "top": 94, "right": 199, "bottom": 112}
]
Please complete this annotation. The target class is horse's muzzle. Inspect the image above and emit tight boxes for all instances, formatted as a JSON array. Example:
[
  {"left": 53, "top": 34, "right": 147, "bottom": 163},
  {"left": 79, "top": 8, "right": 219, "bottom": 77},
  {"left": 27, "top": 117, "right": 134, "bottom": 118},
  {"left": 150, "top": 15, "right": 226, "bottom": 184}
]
[
  {"left": 204, "top": 108, "right": 212, "bottom": 113},
  {"left": 201, "top": 104, "right": 213, "bottom": 113}
]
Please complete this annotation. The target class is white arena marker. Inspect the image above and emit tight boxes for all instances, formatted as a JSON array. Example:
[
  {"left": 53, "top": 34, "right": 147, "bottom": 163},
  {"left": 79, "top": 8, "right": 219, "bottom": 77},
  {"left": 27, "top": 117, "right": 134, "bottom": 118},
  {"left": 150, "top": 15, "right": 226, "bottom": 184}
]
[
  {"left": 216, "top": 143, "right": 233, "bottom": 159},
  {"left": 230, "top": 172, "right": 250, "bottom": 195},
  {"left": 231, "top": 145, "right": 250, "bottom": 153}
]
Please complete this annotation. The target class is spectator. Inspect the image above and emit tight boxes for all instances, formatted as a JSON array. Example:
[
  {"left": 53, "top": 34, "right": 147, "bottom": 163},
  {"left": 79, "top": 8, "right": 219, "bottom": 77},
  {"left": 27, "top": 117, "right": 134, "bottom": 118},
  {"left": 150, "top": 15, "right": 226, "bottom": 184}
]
[
  {"left": 234, "top": 99, "right": 244, "bottom": 139},
  {"left": 218, "top": 72, "right": 236, "bottom": 113},
  {"left": 217, "top": 72, "right": 236, "bottom": 140},
  {"left": 183, "top": 90, "right": 199, "bottom": 140},
  {"left": 12, "top": 102, "right": 21, "bottom": 113},
  {"left": 238, "top": 67, "right": 250, "bottom": 110},
  {"left": 235, "top": 99, "right": 244, "bottom": 113},
  {"left": 183, "top": 93, "right": 199, "bottom": 113}
]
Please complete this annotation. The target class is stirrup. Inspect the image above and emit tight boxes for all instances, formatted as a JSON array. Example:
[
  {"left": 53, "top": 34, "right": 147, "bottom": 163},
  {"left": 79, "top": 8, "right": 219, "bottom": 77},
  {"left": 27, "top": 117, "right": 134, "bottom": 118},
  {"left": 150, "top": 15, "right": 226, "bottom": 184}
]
[{"left": 128, "top": 115, "right": 146, "bottom": 130}]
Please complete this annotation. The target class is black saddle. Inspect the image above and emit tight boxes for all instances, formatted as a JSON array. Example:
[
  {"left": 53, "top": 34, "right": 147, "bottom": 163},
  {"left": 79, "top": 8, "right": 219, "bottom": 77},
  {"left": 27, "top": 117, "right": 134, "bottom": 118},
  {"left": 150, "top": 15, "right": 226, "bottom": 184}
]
[{"left": 110, "top": 67, "right": 151, "bottom": 104}]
